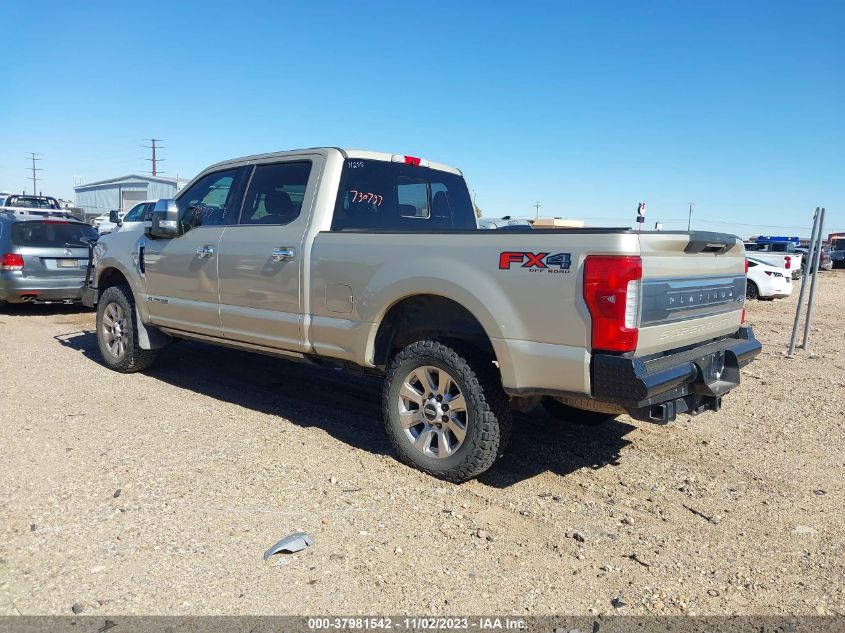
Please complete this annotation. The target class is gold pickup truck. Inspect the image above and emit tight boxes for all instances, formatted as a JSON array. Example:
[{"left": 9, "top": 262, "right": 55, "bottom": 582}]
[{"left": 82, "top": 148, "right": 761, "bottom": 482}]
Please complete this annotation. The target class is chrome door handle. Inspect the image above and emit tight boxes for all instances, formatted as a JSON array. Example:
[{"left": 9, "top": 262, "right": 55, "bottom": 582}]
[
  {"left": 271, "top": 247, "right": 295, "bottom": 262},
  {"left": 196, "top": 245, "right": 215, "bottom": 258}
]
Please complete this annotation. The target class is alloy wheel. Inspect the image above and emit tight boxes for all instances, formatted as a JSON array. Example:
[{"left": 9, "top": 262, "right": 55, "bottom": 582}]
[
  {"left": 101, "top": 301, "right": 128, "bottom": 358},
  {"left": 397, "top": 365, "right": 469, "bottom": 458}
]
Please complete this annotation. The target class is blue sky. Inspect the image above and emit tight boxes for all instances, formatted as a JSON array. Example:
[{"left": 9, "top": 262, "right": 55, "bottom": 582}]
[{"left": 1, "top": 0, "right": 842, "bottom": 235}]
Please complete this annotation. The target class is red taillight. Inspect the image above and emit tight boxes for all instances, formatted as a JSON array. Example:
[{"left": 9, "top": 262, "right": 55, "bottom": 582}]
[
  {"left": 741, "top": 308, "right": 746, "bottom": 324},
  {"left": 404, "top": 155, "right": 422, "bottom": 166},
  {"left": 0, "top": 253, "right": 24, "bottom": 271},
  {"left": 745, "top": 258, "right": 749, "bottom": 273},
  {"left": 583, "top": 255, "right": 642, "bottom": 352},
  {"left": 784, "top": 256, "right": 791, "bottom": 269}
]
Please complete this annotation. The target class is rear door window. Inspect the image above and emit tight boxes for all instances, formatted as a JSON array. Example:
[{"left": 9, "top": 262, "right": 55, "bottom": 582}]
[
  {"left": 332, "top": 160, "right": 476, "bottom": 231},
  {"left": 239, "top": 161, "right": 312, "bottom": 225},
  {"left": 12, "top": 221, "right": 98, "bottom": 246}
]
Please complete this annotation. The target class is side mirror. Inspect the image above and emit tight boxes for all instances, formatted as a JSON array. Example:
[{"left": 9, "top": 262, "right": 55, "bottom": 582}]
[
  {"left": 146, "top": 199, "right": 181, "bottom": 239},
  {"left": 108, "top": 210, "right": 120, "bottom": 224}
]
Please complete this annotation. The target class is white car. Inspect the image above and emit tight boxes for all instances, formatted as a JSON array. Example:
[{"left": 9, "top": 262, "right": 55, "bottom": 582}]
[
  {"left": 97, "top": 200, "right": 156, "bottom": 235},
  {"left": 746, "top": 257, "right": 792, "bottom": 300}
]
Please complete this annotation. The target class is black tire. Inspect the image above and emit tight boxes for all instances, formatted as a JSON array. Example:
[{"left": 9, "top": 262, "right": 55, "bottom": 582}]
[
  {"left": 542, "top": 397, "right": 617, "bottom": 426},
  {"left": 96, "top": 284, "right": 158, "bottom": 373},
  {"left": 382, "top": 339, "right": 511, "bottom": 483},
  {"left": 745, "top": 280, "right": 759, "bottom": 301}
]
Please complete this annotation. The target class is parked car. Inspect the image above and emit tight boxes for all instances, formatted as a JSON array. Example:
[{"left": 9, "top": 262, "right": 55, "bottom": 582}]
[
  {"left": 83, "top": 147, "right": 761, "bottom": 482},
  {"left": 92, "top": 210, "right": 121, "bottom": 232},
  {"left": 1, "top": 194, "right": 63, "bottom": 211},
  {"left": 794, "top": 246, "right": 833, "bottom": 272},
  {"left": 829, "top": 238, "right": 845, "bottom": 268},
  {"left": 742, "top": 243, "right": 802, "bottom": 280},
  {"left": 477, "top": 216, "right": 533, "bottom": 230},
  {"left": 746, "top": 257, "right": 792, "bottom": 300},
  {"left": 97, "top": 200, "right": 156, "bottom": 235},
  {"left": 0, "top": 208, "right": 98, "bottom": 305}
]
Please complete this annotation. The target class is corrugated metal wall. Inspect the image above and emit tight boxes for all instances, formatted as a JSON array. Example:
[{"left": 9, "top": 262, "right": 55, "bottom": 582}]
[
  {"left": 75, "top": 178, "right": 178, "bottom": 216},
  {"left": 147, "top": 180, "right": 179, "bottom": 201}
]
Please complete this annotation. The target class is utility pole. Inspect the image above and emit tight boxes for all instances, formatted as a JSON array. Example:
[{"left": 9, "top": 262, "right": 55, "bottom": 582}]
[
  {"left": 27, "top": 153, "right": 43, "bottom": 195},
  {"left": 533, "top": 201, "right": 541, "bottom": 219},
  {"left": 687, "top": 202, "right": 695, "bottom": 231},
  {"left": 143, "top": 139, "right": 165, "bottom": 176}
]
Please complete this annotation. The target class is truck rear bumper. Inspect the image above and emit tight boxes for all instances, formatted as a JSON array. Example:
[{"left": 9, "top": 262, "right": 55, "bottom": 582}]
[{"left": 591, "top": 326, "right": 761, "bottom": 423}]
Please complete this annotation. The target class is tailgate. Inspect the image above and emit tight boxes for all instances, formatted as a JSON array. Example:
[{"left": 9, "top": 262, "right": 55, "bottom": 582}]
[
  {"left": 18, "top": 245, "right": 89, "bottom": 277},
  {"left": 637, "top": 231, "right": 745, "bottom": 355},
  {"left": 11, "top": 220, "right": 96, "bottom": 278}
]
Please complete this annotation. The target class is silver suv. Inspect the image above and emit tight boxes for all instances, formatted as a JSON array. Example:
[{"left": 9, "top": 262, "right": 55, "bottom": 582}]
[{"left": 0, "top": 209, "right": 98, "bottom": 306}]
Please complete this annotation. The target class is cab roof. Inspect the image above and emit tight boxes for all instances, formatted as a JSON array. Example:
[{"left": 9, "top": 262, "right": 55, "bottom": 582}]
[{"left": 204, "top": 148, "right": 463, "bottom": 176}]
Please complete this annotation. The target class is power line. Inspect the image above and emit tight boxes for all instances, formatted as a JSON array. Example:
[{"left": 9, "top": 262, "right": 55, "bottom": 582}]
[
  {"left": 26, "top": 153, "right": 43, "bottom": 195},
  {"left": 142, "top": 139, "right": 165, "bottom": 176}
]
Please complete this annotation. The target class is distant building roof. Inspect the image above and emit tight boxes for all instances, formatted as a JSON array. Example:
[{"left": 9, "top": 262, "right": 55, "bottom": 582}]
[{"left": 74, "top": 174, "right": 181, "bottom": 191}]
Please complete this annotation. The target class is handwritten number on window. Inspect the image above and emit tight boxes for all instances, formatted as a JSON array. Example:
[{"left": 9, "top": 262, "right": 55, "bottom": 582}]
[{"left": 349, "top": 190, "right": 383, "bottom": 206}]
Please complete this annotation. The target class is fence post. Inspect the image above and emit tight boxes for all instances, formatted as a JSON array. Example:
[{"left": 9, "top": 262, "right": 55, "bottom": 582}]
[
  {"left": 787, "top": 208, "right": 820, "bottom": 357},
  {"left": 800, "top": 207, "right": 825, "bottom": 350}
]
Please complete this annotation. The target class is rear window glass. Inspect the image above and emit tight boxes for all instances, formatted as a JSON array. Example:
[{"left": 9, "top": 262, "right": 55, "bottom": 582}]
[
  {"left": 332, "top": 160, "right": 477, "bottom": 231},
  {"left": 11, "top": 221, "right": 98, "bottom": 246}
]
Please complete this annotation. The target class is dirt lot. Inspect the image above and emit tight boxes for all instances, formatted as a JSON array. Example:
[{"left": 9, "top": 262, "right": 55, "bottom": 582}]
[{"left": 1, "top": 272, "right": 843, "bottom": 617}]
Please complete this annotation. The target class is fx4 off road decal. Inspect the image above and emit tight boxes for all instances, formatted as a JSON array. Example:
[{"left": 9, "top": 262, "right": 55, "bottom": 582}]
[{"left": 498, "top": 251, "right": 572, "bottom": 273}]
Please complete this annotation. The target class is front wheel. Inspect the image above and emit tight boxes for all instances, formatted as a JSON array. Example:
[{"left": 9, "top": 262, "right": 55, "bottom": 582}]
[
  {"left": 96, "top": 284, "right": 158, "bottom": 373},
  {"left": 382, "top": 340, "right": 510, "bottom": 483}
]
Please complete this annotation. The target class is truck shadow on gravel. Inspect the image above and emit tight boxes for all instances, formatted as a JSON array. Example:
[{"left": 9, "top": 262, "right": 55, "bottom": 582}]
[{"left": 56, "top": 331, "right": 635, "bottom": 487}]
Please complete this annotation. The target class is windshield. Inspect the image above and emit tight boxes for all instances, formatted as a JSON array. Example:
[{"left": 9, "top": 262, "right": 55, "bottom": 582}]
[
  {"left": 332, "top": 159, "right": 477, "bottom": 231},
  {"left": 11, "top": 221, "right": 98, "bottom": 247},
  {"left": 831, "top": 239, "right": 845, "bottom": 251}
]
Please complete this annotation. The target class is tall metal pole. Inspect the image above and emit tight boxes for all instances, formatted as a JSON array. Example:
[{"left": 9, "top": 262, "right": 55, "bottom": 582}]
[
  {"left": 787, "top": 208, "right": 820, "bottom": 357},
  {"left": 534, "top": 201, "right": 541, "bottom": 219},
  {"left": 801, "top": 208, "right": 825, "bottom": 350},
  {"left": 144, "top": 139, "right": 164, "bottom": 176},
  {"left": 687, "top": 202, "right": 694, "bottom": 231},
  {"left": 27, "top": 152, "right": 42, "bottom": 195}
]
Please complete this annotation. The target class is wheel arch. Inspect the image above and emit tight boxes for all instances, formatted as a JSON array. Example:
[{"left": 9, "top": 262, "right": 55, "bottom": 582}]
[
  {"left": 97, "top": 266, "right": 130, "bottom": 293},
  {"left": 371, "top": 293, "right": 498, "bottom": 367}
]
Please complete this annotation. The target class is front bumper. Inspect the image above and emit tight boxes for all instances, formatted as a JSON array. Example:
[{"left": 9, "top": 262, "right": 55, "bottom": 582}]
[{"left": 591, "top": 326, "right": 761, "bottom": 423}]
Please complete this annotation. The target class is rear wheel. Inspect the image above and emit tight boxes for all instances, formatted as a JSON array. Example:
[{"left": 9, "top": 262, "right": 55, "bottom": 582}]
[
  {"left": 542, "top": 397, "right": 617, "bottom": 426},
  {"left": 745, "top": 280, "right": 760, "bottom": 300},
  {"left": 382, "top": 340, "right": 510, "bottom": 482},
  {"left": 96, "top": 285, "right": 158, "bottom": 373}
]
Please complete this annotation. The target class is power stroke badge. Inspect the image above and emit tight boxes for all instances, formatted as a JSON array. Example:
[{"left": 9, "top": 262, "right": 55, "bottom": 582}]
[{"left": 498, "top": 251, "right": 572, "bottom": 273}]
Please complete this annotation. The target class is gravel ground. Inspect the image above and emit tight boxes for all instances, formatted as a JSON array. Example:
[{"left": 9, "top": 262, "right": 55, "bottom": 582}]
[{"left": 0, "top": 272, "right": 843, "bottom": 617}]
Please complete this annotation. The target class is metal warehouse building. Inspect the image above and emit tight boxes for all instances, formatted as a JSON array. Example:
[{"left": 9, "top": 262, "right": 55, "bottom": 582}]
[{"left": 74, "top": 174, "right": 183, "bottom": 217}]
